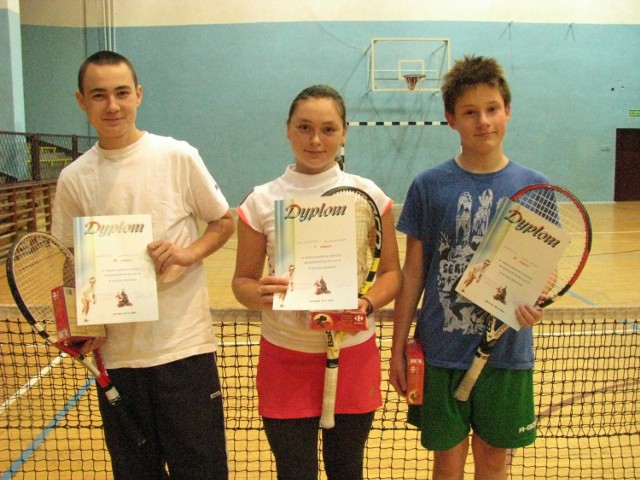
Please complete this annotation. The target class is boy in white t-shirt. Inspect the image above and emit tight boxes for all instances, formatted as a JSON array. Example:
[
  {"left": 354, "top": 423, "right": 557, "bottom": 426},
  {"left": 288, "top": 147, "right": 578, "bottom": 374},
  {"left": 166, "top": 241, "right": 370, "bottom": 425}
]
[{"left": 52, "top": 50, "right": 234, "bottom": 479}]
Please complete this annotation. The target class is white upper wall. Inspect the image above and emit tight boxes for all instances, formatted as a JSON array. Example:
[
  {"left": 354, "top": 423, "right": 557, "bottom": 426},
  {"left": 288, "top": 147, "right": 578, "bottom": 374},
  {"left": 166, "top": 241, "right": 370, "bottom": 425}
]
[
  {"left": 1, "top": 0, "right": 19, "bottom": 13},
  {"left": 19, "top": 0, "right": 640, "bottom": 26}
]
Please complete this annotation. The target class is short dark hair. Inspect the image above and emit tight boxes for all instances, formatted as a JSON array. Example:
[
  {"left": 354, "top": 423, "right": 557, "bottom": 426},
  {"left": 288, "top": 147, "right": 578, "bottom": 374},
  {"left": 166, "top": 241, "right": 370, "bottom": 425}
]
[
  {"left": 77, "top": 50, "right": 138, "bottom": 93},
  {"left": 287, "top": 84, "right": 347, "bottom": 129},
  {"left": 441, "top": 55, "right": 511, "bottom": 115}
]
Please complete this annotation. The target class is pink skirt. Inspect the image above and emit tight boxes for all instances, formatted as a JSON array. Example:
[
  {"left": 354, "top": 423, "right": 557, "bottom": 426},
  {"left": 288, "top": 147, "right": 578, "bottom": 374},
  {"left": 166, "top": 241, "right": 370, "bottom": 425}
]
[{"left": 257, "top": 335, "right": 382, "bottom": 418}]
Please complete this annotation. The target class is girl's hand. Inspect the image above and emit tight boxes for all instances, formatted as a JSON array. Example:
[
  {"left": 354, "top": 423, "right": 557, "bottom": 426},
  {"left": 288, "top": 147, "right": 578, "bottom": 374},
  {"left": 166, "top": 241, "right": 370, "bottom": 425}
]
[{"left": 255, "top": 276, "right": 290, "bottom": 308}]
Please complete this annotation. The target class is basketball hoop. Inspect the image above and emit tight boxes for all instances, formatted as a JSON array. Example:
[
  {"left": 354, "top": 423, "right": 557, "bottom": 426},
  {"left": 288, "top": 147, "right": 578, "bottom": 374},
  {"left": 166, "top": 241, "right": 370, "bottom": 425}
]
[{"left": 404, "top": 74, "right": 426, "bottom": 91}]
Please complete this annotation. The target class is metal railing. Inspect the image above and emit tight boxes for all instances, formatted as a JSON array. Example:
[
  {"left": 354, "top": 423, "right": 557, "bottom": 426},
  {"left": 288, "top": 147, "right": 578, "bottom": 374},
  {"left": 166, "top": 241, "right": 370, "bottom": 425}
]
[
  {"left": 0, "top": 131, "right": 96, "bottom": 262},
  {"left": 0, "top": 179, "right": 57, "bottom": 261},
  {"left": 0, "top": 131, "right": 96, "bottom": 183}
]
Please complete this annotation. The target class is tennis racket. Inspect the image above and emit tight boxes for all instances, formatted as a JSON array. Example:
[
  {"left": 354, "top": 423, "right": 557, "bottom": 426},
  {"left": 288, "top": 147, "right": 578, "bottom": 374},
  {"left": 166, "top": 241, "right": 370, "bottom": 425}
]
[
  {"left": 318, "top": 186, "right": 382, "bottom": 429},
  {"left": 454, "top": 184, "right": 592, "bottom": 401},
  {"left": 6, "top": 232, "right": 147, "bottom": 446}
]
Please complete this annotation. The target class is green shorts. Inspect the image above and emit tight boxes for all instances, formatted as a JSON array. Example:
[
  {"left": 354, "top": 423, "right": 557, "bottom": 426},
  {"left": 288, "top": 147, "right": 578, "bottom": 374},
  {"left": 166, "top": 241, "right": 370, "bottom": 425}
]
[{"left": 407, "top": 364, "right": 536, "bottom": 451}]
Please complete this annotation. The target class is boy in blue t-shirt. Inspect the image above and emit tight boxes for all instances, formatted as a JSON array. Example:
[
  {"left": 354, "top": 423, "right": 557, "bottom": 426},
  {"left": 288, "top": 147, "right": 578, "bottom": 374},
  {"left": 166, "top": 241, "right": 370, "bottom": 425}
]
[{"left": 389, "top": 55, "right": 547, "bottom": 479}]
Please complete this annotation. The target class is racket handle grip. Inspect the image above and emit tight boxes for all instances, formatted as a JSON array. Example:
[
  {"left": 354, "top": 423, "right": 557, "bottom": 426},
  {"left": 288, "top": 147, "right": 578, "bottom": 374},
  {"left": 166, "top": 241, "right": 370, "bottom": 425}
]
[
  {"left": 113, "top": 402, "right": 147, "bottom": 447},
  {"left": 104, "top": 385, "right": 147, "bottom": 447},
  {"left": 454, "top": 354, "right": 488, "bottom": 402},
  {"left": 319, "top": 364, "right": 339, "bottom": 429}
]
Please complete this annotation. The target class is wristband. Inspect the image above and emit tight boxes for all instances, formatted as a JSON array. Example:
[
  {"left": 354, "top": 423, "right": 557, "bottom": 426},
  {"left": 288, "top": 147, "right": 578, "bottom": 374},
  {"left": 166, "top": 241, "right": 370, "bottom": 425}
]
[{"left": 361, "top": 296, "right": 374, "bottom": 316}]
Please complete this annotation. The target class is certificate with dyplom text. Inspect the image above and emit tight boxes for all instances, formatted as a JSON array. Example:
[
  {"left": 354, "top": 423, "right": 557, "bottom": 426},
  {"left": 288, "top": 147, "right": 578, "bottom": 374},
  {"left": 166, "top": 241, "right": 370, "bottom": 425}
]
[
  {"left": 274, "top": 195, "right": 358, "bottom": 311},
  {"left": 456, "top": 198, "right": 570, "bottom": 330},
  {"left": 73, "top": 214, "right": 159, "bottom": 325}
]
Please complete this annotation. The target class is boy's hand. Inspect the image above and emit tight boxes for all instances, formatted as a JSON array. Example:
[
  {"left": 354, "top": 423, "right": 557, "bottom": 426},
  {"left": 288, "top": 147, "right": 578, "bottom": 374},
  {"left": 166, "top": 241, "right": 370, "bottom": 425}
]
[
  {"left": 388, "top": 353, "right": 408, "bottom": 398},
  {"left": 148, "top": 239, "right": 194, "bottom": 275},
  {"left": 515, "top": 304, "right": 543, "bottom": 329},
  {"left": 70, "top": 336, "right": 106, "bottom": 355}
]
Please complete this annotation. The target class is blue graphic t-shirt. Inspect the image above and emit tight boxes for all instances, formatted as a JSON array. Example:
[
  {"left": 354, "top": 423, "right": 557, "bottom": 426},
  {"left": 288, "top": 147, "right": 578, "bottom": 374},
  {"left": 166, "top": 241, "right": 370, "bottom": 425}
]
[{"left": 397, "top": 159, "right": 549, "bottom": 370}]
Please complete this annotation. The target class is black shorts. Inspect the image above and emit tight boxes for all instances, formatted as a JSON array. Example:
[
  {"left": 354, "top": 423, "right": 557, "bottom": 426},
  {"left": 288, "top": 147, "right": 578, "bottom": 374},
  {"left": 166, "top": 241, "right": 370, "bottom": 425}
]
[{"left": 98, "top": 353, "right": 228, "bottom": 480}]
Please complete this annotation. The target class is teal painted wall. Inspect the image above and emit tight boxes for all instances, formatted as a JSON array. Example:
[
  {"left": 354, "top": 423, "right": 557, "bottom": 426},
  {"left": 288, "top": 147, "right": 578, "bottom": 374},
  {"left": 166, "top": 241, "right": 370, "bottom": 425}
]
[
  {"left": 20, "top": 25, "right": 88, "bottom": 135},
  {"left": 20, "top": 21, "right": 640, "bottom": 204}
]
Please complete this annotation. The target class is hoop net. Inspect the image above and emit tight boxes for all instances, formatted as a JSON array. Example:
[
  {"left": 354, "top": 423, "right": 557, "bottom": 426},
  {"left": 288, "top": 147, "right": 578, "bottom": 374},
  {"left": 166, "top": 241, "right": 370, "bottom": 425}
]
[{"left": 404, "top": 74, "right": 426, "bottom": 91}]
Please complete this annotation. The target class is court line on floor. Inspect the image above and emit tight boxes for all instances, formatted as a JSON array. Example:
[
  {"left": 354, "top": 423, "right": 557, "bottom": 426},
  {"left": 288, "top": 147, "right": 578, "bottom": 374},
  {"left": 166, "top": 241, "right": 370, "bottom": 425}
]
[
  {"left": 536, "top": 377, "right": 639, "bottom": 422},
  {"left": 0, "top": 354, "right": 65, "bottom": 416},
  {"left": 534, "top": 313, "right": 638, "bottom": 425},
  {"left": 0, "top": 378, "right": 94, "bottom": 480},
  {"left": 567, "top": 289, "right": 597, "bottom": 306},
  {"left": 618, "top": 317, "right": 640, "bottom": 332}
]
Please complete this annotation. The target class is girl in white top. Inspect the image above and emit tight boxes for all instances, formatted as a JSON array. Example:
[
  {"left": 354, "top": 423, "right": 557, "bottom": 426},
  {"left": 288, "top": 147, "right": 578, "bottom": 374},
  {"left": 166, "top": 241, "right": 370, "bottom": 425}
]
[{"left": 233, "top": 85, "right": 402, "bottom": 480}]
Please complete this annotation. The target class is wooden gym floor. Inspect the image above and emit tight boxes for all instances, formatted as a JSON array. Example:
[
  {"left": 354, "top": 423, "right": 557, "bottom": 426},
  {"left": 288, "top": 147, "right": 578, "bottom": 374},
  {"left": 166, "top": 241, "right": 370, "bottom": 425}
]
[
  {"left": 0, "top": 201, "right": 638, "bottom": 479},
  {"left": 205, "top": 201, "right": 640, "bottom": 309}
]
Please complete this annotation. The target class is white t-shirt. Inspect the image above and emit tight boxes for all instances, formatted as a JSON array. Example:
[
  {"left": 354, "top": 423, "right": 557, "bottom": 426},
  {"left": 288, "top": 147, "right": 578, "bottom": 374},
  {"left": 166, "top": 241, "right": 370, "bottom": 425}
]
[
  {"left": 52, "top": 132, "right": 230, "bottom": 369},
  {"left": 237, "top": 163, "right": 393, "bottom": 353}
]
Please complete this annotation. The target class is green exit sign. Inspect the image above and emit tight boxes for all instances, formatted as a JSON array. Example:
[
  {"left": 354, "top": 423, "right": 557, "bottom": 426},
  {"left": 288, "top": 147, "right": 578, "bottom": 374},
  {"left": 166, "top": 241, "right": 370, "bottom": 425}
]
[{"left": 630, "top": 109, "right": 640, "bottom": 118}]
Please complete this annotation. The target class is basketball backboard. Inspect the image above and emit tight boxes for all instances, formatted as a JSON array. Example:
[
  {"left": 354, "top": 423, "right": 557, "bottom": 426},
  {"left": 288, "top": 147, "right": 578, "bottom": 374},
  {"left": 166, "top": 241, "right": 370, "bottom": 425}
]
[{"left": 369, "top": 37, "right": 450, "bottom": 93}]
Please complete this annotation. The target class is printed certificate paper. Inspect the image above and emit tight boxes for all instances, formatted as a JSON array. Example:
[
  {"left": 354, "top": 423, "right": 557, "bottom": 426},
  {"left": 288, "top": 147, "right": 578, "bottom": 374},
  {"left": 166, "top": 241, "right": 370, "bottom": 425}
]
[
  {"left": 274, "top": 195, "right": 358, "bottom": 311},
  {"left": 73, "top": 214, "right": 159, "bottom": 325},
  {"left": 456, "top": 198, "right": 571, "bottom": 330}
]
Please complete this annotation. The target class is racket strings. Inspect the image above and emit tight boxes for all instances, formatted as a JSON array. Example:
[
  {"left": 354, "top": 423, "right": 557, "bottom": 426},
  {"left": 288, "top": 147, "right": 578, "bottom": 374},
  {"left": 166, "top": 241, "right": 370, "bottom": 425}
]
[
  {"left": 321, "top": 186, "right": 382, "bottom": 300},
  {"left": 516, "top": 189, "right": 590, "bottom": 301},
  {"left": 11, "top": 237, "right": 71, "bottom": 336},
  {"left": 354, "top": 198, "right": 375, "bottom": 287},
  {"left": 516, "top": 190, "right": 558, "bottom": 224}
]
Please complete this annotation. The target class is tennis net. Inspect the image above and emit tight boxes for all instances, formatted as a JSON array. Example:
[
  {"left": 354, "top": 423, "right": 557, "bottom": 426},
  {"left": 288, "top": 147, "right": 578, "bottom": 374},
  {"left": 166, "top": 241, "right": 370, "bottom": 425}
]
[{"left": 1, "top": 306, "right": 639, "bottom": 479}]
